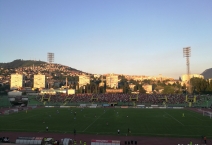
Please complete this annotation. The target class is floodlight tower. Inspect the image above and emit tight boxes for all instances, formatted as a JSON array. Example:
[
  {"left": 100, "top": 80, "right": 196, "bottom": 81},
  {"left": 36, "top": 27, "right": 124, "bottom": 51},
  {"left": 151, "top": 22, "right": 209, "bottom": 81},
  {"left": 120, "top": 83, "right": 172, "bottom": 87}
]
[
  {"left": 47, "top": 53, "right": 54, "bottom": 88},
  {"left": 183, "top": 47, "right": 191, "bottom": 94},
  {"left": 47, "top": 53, "right": 54, "bottom": 64}
]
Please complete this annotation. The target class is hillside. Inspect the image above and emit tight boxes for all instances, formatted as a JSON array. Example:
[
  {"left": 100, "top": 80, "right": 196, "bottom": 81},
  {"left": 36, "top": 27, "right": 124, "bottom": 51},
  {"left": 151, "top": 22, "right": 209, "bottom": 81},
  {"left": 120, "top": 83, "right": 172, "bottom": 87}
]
[
  {"left": 201, "top": 68, "right": 212, "bottom": 79},
  {"left": 0, "top": 59, "right": 46, "bottom": 68},
  {"left": 0, "top": 59, "right": 84, "bottom": 74}
]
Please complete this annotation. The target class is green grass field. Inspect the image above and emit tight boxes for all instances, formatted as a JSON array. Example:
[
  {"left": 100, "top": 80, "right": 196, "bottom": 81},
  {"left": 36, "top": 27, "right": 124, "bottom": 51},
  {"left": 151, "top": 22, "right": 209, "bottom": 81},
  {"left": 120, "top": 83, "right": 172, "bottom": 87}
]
[{"left": 0, "top": 108, "right": 212, "bottom": 138}]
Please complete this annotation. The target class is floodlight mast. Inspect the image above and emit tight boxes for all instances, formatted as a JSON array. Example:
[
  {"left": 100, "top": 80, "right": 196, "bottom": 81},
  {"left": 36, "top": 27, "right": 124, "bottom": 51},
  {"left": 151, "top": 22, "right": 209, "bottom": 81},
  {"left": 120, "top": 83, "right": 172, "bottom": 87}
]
[
  {"left": 47, "top": 53, "right": 54, "bottom": 64},
  {"left": 47, "top": 53, "right": 54, "bottom": 89},
  {"left": 183, "top": 47, "right": 191, "bottom": 94}
]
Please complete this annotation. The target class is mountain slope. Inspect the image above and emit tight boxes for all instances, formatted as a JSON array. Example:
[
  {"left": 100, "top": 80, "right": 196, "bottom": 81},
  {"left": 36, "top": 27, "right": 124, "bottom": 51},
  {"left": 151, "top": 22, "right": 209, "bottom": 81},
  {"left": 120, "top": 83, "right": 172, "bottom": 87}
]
[
  {"left": 0, "top": 59, "right": 84, "bottom": 74},
  {"left": 0, "top": 59, "right": 46, "bottom": 68},
  {"left": 201, "top": 68, "right": 212, "bottom": 79}
]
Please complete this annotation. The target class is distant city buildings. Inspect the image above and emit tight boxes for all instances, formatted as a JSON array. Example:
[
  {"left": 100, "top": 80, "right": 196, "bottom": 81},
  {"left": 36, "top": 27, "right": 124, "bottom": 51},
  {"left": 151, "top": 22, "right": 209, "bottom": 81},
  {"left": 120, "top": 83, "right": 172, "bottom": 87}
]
[
  {"left": 143, "top": 84, "right": 152, "bottom": 93},
  {"left": 99, "top": 76, "right": 105, "bottom": 87},
  {"left": 34, "top": 74, "right": 45, "bottom": 89},
  {"left": 10, "top": 74, "right": 23, "bottom": 90},
  {"left": 4, "top": 60, "right": 209, "bottom": 95},
  {"left": 106, "top": 74, "right": 118, "bottom": 89},
  {"left": 78, "top": 75, "right": 90, "bottom": 88},
  {"left": 94, "top": 74, "right": 101, "bottom": 78},
  {"left": 129, "top": 83, "right": 135, "bottom": 91},
  {"left": 124, "top": 74, "right": 174, "bottom": 82},
  {"left": 181, "top": 74, "right": 204, "bottom": 82}
]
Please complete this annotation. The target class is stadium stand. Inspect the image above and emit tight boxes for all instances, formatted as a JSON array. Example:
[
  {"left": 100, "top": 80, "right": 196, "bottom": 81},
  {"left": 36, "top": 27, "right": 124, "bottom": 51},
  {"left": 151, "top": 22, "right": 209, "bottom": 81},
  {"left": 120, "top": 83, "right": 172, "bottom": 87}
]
[
  {"left": 27, "top": 96, "right": 43, "bottom": 106},
  {"left": 13, "top": 93, "right": 211, "bottom": 108},
  {"left": 0, "top": 95, "right": 11, "bottom": 107}
]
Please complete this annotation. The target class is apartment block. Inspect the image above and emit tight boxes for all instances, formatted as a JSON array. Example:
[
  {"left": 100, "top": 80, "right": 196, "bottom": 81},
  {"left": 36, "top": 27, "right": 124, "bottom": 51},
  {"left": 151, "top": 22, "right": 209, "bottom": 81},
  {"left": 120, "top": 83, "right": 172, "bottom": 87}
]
[
  {"left": 181, "top": 74, "right": 204, "bottom": 82},
  {"left": 10, "top": 73, "right": 23, "bottom": 90},
  {"left": 79, "top": 75, "right": 90, "bottom": 88},
  {"left": 34, "top": 74, "right": 45, "bottom": 89},
  {"left": 106, "top": 74, "right": 118, "bottom": 89}
]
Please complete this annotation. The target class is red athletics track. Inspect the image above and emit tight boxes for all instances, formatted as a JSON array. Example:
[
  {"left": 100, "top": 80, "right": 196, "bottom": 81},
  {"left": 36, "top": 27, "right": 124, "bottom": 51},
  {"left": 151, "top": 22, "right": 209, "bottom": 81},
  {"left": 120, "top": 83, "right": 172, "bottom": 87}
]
[{"left": 0, "top": 131, "right": 211, "bottom": 145}]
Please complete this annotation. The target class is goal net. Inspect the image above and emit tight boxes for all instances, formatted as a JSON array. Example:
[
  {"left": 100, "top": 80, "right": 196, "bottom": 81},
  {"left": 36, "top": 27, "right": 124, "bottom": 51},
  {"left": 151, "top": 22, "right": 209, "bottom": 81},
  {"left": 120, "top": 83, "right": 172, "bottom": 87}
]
[{"left": 203, "top": 111, "right": 212, "bottom": 119}]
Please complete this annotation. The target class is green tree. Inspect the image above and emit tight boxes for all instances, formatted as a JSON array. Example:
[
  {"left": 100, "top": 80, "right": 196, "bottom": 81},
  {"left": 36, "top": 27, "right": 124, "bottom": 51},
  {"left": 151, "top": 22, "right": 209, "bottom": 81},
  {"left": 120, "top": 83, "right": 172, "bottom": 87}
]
[
  {"left": 162, "top": 86, "right": 175, "bottom": 94},
  {"left": 139, "top": 86, "right": 146, "bottom": 94},
  {"left": 152, "top": 83, "right": 157, "bottom": 91}
]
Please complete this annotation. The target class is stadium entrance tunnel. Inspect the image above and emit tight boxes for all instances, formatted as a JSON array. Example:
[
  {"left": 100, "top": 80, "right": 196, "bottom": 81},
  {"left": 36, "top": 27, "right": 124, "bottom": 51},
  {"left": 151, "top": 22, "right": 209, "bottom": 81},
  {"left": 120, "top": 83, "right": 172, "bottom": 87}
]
[{"left": 109, "top": 102, "right": 117, "bottom": 106}]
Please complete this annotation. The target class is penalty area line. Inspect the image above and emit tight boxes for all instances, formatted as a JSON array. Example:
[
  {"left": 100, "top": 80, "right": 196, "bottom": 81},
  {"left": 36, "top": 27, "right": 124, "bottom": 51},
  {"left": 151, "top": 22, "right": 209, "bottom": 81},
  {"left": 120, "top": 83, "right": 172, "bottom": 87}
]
[
  {"left": 83, "top": 110, "right": 107, "bottom": 132},
  {"left": 164, "top": 111, "right": 184, "bottom": 126}
]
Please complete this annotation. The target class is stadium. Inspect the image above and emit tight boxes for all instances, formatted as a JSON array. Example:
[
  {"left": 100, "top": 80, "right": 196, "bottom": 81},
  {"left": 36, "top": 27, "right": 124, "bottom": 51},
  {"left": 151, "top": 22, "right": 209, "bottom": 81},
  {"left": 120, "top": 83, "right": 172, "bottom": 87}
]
[{"left": 0, "top": 93, "right": 212, "bottom": 145}]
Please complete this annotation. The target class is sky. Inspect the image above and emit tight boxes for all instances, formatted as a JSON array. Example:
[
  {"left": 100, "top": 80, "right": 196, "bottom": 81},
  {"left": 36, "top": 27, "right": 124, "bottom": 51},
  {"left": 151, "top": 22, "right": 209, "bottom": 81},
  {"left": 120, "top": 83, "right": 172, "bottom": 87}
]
[{"left": 0, "top": 0, "right": 212, "bottom": 79}]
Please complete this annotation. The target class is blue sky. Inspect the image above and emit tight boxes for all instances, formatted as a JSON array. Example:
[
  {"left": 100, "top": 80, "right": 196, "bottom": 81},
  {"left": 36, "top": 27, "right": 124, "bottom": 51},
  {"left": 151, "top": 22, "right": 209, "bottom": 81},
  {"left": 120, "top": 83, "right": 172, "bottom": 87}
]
[{"left": 0, "top": 0, "right": 212, "bottom": 79}]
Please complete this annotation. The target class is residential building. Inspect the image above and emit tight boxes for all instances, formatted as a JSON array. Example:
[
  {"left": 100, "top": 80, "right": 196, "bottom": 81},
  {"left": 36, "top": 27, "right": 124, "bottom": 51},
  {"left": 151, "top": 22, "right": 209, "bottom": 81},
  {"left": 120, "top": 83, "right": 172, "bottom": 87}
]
[
  {"left": 10, "top": 73, "right": 23, "bottom": 90},
  {"left": 129, "top": 83, "right": 135, "bottom": 91},
  {"left": 143, "top": 84, "right": 152, "bottom": 93},
  {"left": 78, "top": 75, "right": 90, "bottom": 88},
  {"left": 34, "top": 74, "right": 45, "bottom": 89},
  {"left": 106, "top": 74, "right": 118, "bottom": 89},
  {"left": 181, "top": 74, "right": 204, "bottom": 82}
]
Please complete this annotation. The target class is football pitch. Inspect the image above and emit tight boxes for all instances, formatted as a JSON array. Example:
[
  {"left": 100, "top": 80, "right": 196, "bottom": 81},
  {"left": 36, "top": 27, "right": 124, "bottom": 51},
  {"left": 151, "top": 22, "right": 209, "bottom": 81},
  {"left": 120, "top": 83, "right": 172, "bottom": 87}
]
[{"left": 0, "top": 108, "right": 212, "bottom": 138}]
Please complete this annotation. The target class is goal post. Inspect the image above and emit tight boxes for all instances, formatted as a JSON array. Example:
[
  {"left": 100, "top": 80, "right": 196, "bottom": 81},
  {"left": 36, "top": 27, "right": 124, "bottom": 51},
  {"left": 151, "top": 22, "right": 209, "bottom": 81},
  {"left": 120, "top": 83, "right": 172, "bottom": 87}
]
[{"left": 203, "top": 111, "right": 212, "bottom": 119}]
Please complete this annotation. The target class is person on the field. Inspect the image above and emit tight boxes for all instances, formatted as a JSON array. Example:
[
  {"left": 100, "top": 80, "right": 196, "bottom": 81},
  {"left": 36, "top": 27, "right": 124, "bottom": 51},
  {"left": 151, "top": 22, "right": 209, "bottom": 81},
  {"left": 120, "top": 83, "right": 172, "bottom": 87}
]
[
  {"left": 204, "top": 136, "right": 207, "bottom": 144},
  {"left": 128, "top": 128, "right": 131, "bottom": 135},
  {"left": 117, "top": 129, "right": 120, "bottom": 135},
  {"left": 46, "top": 126, "right": 48, "bottom": 131}
]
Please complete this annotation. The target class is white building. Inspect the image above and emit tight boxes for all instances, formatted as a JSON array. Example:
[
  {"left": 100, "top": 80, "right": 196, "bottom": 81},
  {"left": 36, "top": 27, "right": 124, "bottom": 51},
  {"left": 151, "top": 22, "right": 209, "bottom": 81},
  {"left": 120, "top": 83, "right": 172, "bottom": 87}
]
[
  {"left": 181, "top": 74, "right": 204, "bottom": 82},
  {"left": 10, "top": 74, "right": 23, "bottom": 90},
  {"left": 106, "top": 74, "right": 118, "bottom": 89},
  {"left": 34, "top": 74, "right": 46, "bottom": 89},
  {"left": 129, "top": 83, "right": 135, "bottom": 91},
  {"left": 78, "top": 75, "right": 90, "bottom": 88},
  {"left": 143, "top": 84, "right": 152, "bottom": 93}
]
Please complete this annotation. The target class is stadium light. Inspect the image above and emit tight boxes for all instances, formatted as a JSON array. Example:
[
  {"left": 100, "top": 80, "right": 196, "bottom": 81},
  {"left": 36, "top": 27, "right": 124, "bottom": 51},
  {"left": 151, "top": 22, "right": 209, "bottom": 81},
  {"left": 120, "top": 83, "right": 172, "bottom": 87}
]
[
  {"left": 47, "top": 53, "right": 54, "bottom": 64},
  {"left": 183, "top": 47, "right": 191, "bottom": 94},
  {"left": 47, "top": 52, "right": 54, "bottom": 89}
]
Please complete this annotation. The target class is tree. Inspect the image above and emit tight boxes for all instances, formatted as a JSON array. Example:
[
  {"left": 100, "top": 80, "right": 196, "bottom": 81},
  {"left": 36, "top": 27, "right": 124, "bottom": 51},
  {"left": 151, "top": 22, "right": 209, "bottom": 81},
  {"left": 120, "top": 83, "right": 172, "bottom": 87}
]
[
  {"left": 139, "top": 86, "right": 146, "bottom": 94},
  {"left": 191, "top": 78, "right": 206, "bottom": 94},
  {"left": 142, "top": 79, "right": 151, "bottom": 84},
  {"left": 162, "top": 86, "right": 175, "bottom": 94},
  {"left": 152, "top": 83, "right": 157, "bottom": 91}
]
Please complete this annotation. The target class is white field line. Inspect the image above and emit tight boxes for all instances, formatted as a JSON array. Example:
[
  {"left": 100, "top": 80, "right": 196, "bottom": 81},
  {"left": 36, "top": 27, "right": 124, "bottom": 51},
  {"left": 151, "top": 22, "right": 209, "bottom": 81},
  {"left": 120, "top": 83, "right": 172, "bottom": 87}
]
[
  {"left": 83, "top": 110, "right": 107, "bottom": 132},
  {"left": 164, "top": 111, "right": 184, "bottom": 126}
]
